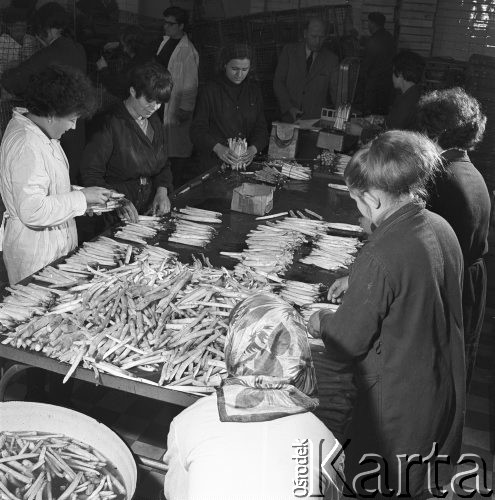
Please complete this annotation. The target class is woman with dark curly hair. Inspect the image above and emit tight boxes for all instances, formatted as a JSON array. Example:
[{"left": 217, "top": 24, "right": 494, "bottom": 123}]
[
  {"left": 81, "top": 62, "right": 174, "bottom": 226},
  {"left": 417, "top": 87, "right": 490, "bottom": 388},
  {"left": 0, "top": 64, "right": 111, "bottom": 285},
  {"left": 190, "top": 43, "right": 268, "bottom": 170},
  {"left": 1, "top": 2, "right": 87, "bottom": 183}
]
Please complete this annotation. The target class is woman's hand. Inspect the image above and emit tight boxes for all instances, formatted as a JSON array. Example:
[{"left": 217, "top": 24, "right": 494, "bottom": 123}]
[
  {"left": 213, "top": 143, "right": 238, "bottom": 165},
  {"left": 117, "top": 199, "right": 139, "bottom": 223},
  {"left": 240, "top": 145, "right": 257, "bottom": 167},
  {"left": 81, "top": 186, "right": 113, "bottom": 205},
  {"left": 150, "top": 187, "right": 171, "bottom": 216},
  {"left": 96, "top": 56, "right": 108, "bottom": 70},
  {"left": 327, "top": 276, "right": 349, "bottom": 304},
  {"left": 308, "top": 311, "right": 322, "bottom": 339}
]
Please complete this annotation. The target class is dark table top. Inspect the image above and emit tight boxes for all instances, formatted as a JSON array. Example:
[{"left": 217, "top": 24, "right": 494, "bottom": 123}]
[{"left": 0, "top": 166, "right": 360, "bottom": 407}]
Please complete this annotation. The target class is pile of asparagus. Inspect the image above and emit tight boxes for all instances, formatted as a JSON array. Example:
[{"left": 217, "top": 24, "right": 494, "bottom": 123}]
[
  {"left": 1, "top": 256, "right": 269, "bottom": 395},
  {"left": 0, "top": 431, "right": 126, "bottom": 500}
]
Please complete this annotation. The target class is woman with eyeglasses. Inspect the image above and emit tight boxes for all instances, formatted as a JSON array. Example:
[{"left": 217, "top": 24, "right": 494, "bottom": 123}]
[
  {"left": 190, "top": 43, "right": 269, "bottom": 170},
  {"left": 156, "top": 6, "right": 198, "bottom": 186},
  {"left": 81, "top": 62, "right": 173, "bottom": 229}
]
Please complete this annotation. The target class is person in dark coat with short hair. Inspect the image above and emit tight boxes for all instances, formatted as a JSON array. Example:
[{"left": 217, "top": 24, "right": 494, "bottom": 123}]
[
  {"left": 309, "top": 131, "right": 465, "bottom": 498},
  {"left": 81, "top": 62, "right": 173, "bottom": 234},
  {"left": 358, "top": 12, "right": 396, "bottom": 115},
  {"left": 190, "top": 43, "right": 268, "bottom": 170},
  {"left": 417, "top": 87, "right": 490, "bottom": 389},
  {"left": 1, "top": 2, "right": 87, "bottom": 184}
]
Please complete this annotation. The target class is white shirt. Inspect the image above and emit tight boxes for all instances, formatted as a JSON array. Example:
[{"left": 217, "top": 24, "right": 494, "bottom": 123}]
[
  {"left": 163, "top": 393, "right": 343, "bottom": 500},
  {"left": 0, "top": 109, "right": 86, "bottom": 284}
]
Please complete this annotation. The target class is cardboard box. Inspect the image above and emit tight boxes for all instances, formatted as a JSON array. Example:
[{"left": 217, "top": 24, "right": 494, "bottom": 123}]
[{"left": 231, "top": 183, "right": 274, "bottom": 216}]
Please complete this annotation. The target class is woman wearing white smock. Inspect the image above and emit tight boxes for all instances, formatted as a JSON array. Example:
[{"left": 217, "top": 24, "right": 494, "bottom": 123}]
[
  {"left": 156, "top": 6, "right": 198, "bottom": 183},
  {"left": 163, "top": 293, "right": 343, "bottom": 500},
  {"left": 0, "top": 65, "right": 112, "bottom": 284}
]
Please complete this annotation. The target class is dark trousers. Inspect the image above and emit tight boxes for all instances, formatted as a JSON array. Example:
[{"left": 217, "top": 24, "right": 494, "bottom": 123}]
[{"left": 463, "top": 258, "right": 487, "bottom": 389}]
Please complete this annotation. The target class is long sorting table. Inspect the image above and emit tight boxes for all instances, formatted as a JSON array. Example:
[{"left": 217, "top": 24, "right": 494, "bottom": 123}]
[{"left": 0, "top": 165, "right": 360, "bottom": 410}]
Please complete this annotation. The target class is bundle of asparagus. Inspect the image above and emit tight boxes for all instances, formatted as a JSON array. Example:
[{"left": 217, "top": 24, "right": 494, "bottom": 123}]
[
  {"left": 316, "top": 151, "right": 351, "bottom": 175},
  {"left": 227, "top": 138, "right": 248, "bottom": 171},
  {"left": 325, "top": 222, "right": 363, "bottom": 234},
  {"left": 230, "top": 218, "right": 308, "bottom": 275},
  {"left": 300, "top": 234, "right": 361, "bottom": 270},
  {"left": 299, "top": 302, "right": 339, "bottom": 323},
  {"left": 63, "top": 237, "right": 130, "bottom": 271},
  {"left": 262, "top": 159, "right": 312, "bottom": 181},
  {"left": 169, "top": 208, "right": 222, "bottom": 247},
  {"left": 0, "top": 431, "right": 126, "bottom": 500},
  {"left": 0, "top": 284, "right": 56, "bottom": 331},
  {"left": 252, "top": 166, "right": 282, "bottom": 185},
  {"left": 278, "top": 280, "right": 324, "bottom": 306},
  {"left": 113, "top": 216, "right": 165, "bottom": 246}
]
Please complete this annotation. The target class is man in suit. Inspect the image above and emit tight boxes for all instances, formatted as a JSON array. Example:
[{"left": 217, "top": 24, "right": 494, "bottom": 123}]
[{"left": 273, "top": 17, "right": 339, "bottom": 123}]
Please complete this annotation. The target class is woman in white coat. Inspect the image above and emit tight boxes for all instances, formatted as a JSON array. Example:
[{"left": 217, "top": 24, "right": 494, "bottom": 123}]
[
  {"left": 156, "top": 6, "right": 199, "bottom": 185},
  {"left": 0, "top": 64, "right": 112, "bottom": 284},
  {"left": 164, "top": 293, "right": 343, "bottom": 500}
]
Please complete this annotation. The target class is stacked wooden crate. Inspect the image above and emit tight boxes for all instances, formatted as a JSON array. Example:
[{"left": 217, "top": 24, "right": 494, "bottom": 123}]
[
  {"left": 397, "top": 0, "right": 437, "bottom": 57},
  {"left": 466, "top": 54, "right": 495, "bottom": 189},
  {"left": 431, "top": 0, "right": 495, "bottom": 61}
]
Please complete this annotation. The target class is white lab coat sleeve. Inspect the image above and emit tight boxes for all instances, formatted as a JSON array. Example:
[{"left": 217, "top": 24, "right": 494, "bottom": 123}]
[
  {"left": 163, "top": 419, "right": 188, "bottom": 500},
  {"left": 12, "top": 143, "right": 87, "bottom": 228},
  {"left": 178, "top": 49, "right": 199, "bottom": 112}
]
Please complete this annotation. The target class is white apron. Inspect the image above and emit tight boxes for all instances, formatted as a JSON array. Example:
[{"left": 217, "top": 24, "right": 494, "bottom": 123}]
[
  {"left": 157, "top": 34, "right": 199, "bottom": 158},
  {"left": 0, "top": 109, "right": 87, "bottom": 284}
]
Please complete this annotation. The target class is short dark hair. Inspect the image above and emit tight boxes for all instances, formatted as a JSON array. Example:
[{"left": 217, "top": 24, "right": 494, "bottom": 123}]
[
  {"left": 128, "top": 62, "right": 173, "bottom": 103},
  {"left": 120, "top": 24, "right": 146, "bottom": 55},
  {"left": 368, "top": 12, "right": 386, "bottom": 27},
  {"left": 24, "top": 64, "right": 97, "bottom": 118},
  {"left": 33, "top": 2, "right": 69, "bottom": 36},
  {"left": 345, "top": 130, "right": 441, "bottom": 200},
  {"left": 416, "top": 87, "right": 486, "bottom": 151},
  {"left": 393, "top": 50, "right": 425, "bottom": 84},
  {"left": 220, "top": 42, "right": 252, "bottom": 67},
  {"left": 304, "top": 17, "right": 326, "bottom": 31},
  {"left": 162, "top": 6, "right": 188, "bottom": 28}
]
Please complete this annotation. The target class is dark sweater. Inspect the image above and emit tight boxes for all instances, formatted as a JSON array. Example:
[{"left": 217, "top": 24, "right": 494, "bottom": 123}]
[
  {"left": 81, "top": 102, "right": 173, "bottom": 212},
  {"left": 320, "top": 203, "right": 465, "bottom": 497},
  {"left": 428, "top": 148, "right": 490, "bottom": 384},
  {"left": 385, "top": 83, "right": 422, "bottom": 130},
  {"left": 190, "top": 75, "right": 269, "bottom": 168}
]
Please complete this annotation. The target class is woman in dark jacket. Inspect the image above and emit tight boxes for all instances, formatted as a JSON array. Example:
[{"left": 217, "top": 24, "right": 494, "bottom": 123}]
[
  {"left": 417, "top": 87, "right": 490, "bottom": 389},
  {"left": 309, "top": 131, "right": 465, "bottom": 499},
  {"left": 190, "top": 43, "right": 269, "bottom": 170},
  {"left": 1, "top": 2, "right": 87, "bottom": 184},
  {"left": 81, "top": 62, "right": 173, "bottom": 228}
]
